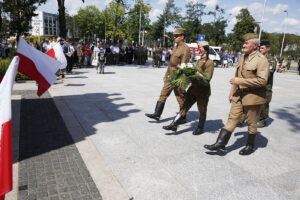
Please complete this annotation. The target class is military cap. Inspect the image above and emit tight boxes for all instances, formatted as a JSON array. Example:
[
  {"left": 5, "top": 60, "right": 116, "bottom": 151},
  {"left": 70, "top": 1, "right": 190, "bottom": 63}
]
[
  {"left": 243, "top": 33, "right": 258, "bottom": 41},
  {"left": 197, "top": 41, "right": 209, "bottom": 47},
  {"left": 173, "top": 28, "right": 186, "bottom": 35},
  {"left": 260, "top": 40, "right": 270, "bottom": 46}
]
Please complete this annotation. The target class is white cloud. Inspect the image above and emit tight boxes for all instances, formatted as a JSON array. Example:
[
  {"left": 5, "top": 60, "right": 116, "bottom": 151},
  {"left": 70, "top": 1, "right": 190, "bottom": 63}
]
[
  {"left": 185, "top": 0, "right": 198, "bottom": 4},
  {"left": 284, "top": 18, "right": 300, "bottom": 27},
  {"left": 65, "top": 0, "right": 84, "bottom": 15},
  {"left": 149, "top": 8, "right": 163, "bottom": 22},
  {"left": 104, "top": 0, "right": 113, "bottom": 6},
  {"left": 227, "top": 6, "right": 244, "bottom": 16},
  {"left": 157, "top": 0, "right": 167, "bottom": 5},
  {"left": 268, "top": 4, "right": 288, "bottom": 15},
  {"left": 204, "top": 0, "right": 219, "bottom": 8},
  {"left": 229, "top": 17, "right": 237, "bottom": 25}
]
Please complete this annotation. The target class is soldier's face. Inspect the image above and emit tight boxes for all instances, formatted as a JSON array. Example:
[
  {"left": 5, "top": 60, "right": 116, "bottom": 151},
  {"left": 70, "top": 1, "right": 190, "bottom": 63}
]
[
  {"left": 242, "top": 40, "right": 257, "bottom": 54},
  {"left": 174, "top": 34, "right": 184, "bottom": 43},
  {"left": 198, "top": 46, "right": 207, "bottom": 56},
  {"left": 259, "top": 46, "right": 270, "bottom": 55}
]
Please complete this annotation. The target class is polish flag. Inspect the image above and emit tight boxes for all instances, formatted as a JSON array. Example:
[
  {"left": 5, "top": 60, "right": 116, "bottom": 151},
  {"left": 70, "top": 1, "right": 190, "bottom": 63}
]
[
  {"left": 0, "top": 56, "right": 20, "bottom": 200},
  {"left": 46, "top": 43, "right": 67, "bottom": 69},
  {"left": 16, "top": 37, "right": 61, "bottom": 96}
]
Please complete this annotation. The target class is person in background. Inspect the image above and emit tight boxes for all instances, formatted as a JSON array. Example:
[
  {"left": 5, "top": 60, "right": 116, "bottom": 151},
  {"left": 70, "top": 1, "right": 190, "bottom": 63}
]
[
  {"left": 83, "top": 43, "right": 92, "bottom": 66},
  {"left": 76, "top": 42, "right": 83, "bottom": 68},
  {"left": 257, "top": 41, "right": 277, "bottom": 128},
  {"left": 98, "top": 44, "right": 106, "bottom": 74}
]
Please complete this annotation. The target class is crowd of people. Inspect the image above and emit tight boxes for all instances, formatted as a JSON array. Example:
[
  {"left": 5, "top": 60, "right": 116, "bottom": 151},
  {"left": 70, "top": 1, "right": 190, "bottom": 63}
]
[{"left": 0, "top": 41, "right": 10, "bottom": 58}]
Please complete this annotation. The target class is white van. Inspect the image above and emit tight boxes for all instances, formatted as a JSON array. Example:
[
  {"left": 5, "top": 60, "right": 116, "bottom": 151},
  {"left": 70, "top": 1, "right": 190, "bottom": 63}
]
[{"left": 187, "top": 43, "right": 221, "bottom": 67}]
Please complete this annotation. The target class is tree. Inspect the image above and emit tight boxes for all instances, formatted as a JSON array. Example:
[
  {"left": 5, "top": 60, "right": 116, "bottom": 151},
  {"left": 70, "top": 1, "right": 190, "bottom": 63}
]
[
  {"left": 73, "top": 6, "right": 103, "bottom": 41},
  {"left": 2, "top": 0, "right": 47, "bottom": 39},
  {"left": 125, "top": 0, "right": 151, "bottom": 44},
  {"left": 206, "top": 5, "right": 227, "bottom": 45},
  {"left": 150, "top": 0, "right": 181, "bottom": 47},
  {"left": 180, "top": 1, "right": 206, "bottom": 43},
  {"left": 103, "top": 1, "right": 126, "bottom": 43},
  {"left": 230, "top": 8, "right": 258, "bottom": 51},
  {"left": 57, "top": 0, "right": 84, "bottom": 39}
]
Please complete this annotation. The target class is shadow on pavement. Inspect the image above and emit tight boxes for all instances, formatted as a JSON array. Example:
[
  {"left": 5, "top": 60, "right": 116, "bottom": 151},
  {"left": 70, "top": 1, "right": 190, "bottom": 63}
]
[
  {"left": 65, "top": 76, "right": 88, "bottom": 79},
  {"left": 272, "top": 104, "right": 300, "bottom": 133},
  {"left": 164, "top": 119, "right": 224, "bottom": 136},
  {"left": 14, "top": 90, "right": 141, "bottom": 163},
  {"left": 64, "top": 84, "right": 86, "bottom": 86}
]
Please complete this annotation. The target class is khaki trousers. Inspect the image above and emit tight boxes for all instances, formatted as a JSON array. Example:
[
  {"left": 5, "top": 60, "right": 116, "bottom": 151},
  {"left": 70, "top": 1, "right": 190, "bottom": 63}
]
[
  {"left": 158, "top": 81, "right": 185, "bottom": 109},
  {"left": 224, "top": 100, "right": 261, "bottom": 134}
]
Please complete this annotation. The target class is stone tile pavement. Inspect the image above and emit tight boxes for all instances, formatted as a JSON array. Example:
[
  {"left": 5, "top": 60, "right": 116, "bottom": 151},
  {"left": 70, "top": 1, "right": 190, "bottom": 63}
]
[{"left": 13, "top": 90, "right": 102, "bottom": 200}]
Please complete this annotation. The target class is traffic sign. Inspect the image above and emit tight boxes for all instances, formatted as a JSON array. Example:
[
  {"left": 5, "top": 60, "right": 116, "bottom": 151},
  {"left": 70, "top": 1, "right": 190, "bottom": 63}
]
[{"left": 198, "top": 35, "right": 205, "bottom": 41}]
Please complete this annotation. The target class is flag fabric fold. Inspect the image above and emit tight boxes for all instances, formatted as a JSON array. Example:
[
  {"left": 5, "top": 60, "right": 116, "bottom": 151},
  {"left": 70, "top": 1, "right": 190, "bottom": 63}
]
[
  {"left": 16, "top": 37, "right": 61, "bottom": 96},
  {"left": 46, "top": 43, "right": 67, "bottom": 69},
  {"left": 0, "top": 56, "right": 20, "bottom": 199}
]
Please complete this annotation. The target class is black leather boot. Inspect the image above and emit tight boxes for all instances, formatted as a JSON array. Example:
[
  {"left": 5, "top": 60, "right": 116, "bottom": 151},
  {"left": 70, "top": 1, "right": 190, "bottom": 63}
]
[
  {"left": 193, "top": 117, "right": 205, "bottom": 135},
  {"left": 239, "top": 134, "right": 256, "bottom": 155},
  {"left": 177, "top": 115, "right": 186, "bottom": 125},
  {"left": 204, "top": 128, "right": 232, "bottom": 152},
  {"left": 192, "top": 126, "right": 204, "bottom": 135},
  {"left": 162, "top": 114, "right": 185, "bottom": 131},
  {"left": 145, "top": 101, "right": 165, "bottom": 120}
]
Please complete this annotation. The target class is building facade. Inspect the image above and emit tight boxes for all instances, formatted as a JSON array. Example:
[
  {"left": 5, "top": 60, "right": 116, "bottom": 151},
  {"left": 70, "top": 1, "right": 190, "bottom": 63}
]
[{"left": 30, "top": 11, "right": 59, "bottom": 36}]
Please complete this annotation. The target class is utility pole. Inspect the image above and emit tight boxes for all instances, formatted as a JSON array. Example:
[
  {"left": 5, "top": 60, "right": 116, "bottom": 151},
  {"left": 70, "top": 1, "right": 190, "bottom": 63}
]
[
  {"left": 163, "top": 16, "right": 166, "bottom": 47},
  {"left": 258, "top": 0, "right": 267, "bottom": 40},
  {"left": 280, "top": 10, "right": 288, "bottom": 58},
  {"left": 138, "top": 2, "right": 142, "bottom": 45}
]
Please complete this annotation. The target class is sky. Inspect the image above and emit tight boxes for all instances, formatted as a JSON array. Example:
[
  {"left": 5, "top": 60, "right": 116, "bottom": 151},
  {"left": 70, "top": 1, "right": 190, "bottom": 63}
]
[{"left": 38, "top": 0, "right": 300, "bottom": 35}]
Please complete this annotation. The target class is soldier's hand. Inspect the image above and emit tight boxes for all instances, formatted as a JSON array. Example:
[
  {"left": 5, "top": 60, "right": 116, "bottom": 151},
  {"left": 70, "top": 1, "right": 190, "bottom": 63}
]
[
  {"left": 229, "top": 95, "right": 233, "bottom": 103},
  {"left": 229, "top": 78, "right": 239, "bottom": 85}
]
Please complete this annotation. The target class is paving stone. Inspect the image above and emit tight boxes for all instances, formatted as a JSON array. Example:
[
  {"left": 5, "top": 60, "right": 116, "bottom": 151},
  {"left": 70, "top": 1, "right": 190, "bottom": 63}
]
[{"left": 16, "top": 91, "right": 102, "bottom": 200}]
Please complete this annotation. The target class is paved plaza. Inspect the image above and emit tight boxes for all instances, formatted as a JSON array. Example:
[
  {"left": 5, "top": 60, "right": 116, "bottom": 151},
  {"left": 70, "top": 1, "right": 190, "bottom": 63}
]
[{"left": 12, "top": 62, "right": 300, "bottom": 200}]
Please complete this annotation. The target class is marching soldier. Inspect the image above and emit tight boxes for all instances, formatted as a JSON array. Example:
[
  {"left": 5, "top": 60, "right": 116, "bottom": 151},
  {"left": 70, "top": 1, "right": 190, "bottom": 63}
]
[
  {"left": 204, "top": 33, "right": 269, "bottom": 155},
  {"left": 257, "top": 41, "right": 277, "bottom": 127},
  {"left": 145, "top": 28, "right": 191, "bottom": 121},
  {"left": 162, "top": 41, "right": 214, "bottom": 134}
]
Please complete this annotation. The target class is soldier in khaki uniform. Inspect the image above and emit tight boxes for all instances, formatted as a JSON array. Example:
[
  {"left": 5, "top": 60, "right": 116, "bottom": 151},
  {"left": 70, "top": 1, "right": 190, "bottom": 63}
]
[
  {"left": 162, "top": 41, "right": 214, "bottom": 134},
  {"left": 145, "top": 28, "right": 191, "bottom": 121},
  {"left": 204, "top": 33, "right": 269, "bottom": 155},
  {"left": 257, "top": 41, "right": 277, "bottom": 127}
]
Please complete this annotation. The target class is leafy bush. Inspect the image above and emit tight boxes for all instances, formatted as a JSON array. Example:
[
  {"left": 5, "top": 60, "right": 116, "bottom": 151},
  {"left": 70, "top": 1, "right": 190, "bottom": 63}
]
[{"left": 0, "top": 57, "right": 30, "bottom": 80}]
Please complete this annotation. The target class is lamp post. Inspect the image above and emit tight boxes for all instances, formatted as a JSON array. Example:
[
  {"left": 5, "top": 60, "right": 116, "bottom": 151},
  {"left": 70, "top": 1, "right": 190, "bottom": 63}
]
[
  {"left": 258, "top": 0, "right": 267, "bottom": 40},
  {"left": 138, "top": 2, "right": 142, "bottom": 45},
  {"left": 280, "top": 10, "right": 288, "bottom": 58}
]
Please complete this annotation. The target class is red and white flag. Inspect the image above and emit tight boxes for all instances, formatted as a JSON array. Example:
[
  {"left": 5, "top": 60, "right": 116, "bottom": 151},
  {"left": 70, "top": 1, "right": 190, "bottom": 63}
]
[
  {"left": 46, "top": 43, "right": 67, "bottom": 69},
  {"left": 16, "top": 37, "right": 61, "bottom": 96},
  {"left": 0, "top": 56, "right": 20, "bottom": 199}
]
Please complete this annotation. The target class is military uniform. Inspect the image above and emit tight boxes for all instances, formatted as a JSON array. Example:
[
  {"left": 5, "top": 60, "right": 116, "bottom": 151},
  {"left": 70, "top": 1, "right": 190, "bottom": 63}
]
[
  {"left": 258, "top": 54, "right": 277, "bottom": 126},
  {"left": 204, "top": 33, "right": 269, "bottom": 155},
  {"left": 145, "top": 28, "right": 191, "bottom": 121},
  {"left": 179, "top": 58, "right": 214, "bottom": 132},
  {"left": 153, "top": 48, "right": 162, "bottom": 67},
  {"left": 158, "top": 42, "right": 191, "bottom": 106}
]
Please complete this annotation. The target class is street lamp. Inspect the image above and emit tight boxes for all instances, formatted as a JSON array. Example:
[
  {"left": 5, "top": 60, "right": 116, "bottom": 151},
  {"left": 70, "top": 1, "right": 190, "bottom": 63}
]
[
  {"left": 280, "top": 10, "right": 288, "bottom": 58},
  {"left": 258, "top": 0, "right": 267, "bottom": 40},
  {"left": 138, "top": 2, "right": 142, "bottom": 45}
]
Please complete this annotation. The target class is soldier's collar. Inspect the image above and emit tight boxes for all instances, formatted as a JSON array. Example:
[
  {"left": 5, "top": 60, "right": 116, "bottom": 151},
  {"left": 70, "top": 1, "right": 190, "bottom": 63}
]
[{"left": 246, "top": 50, "right": 258, "bottom": 61}]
